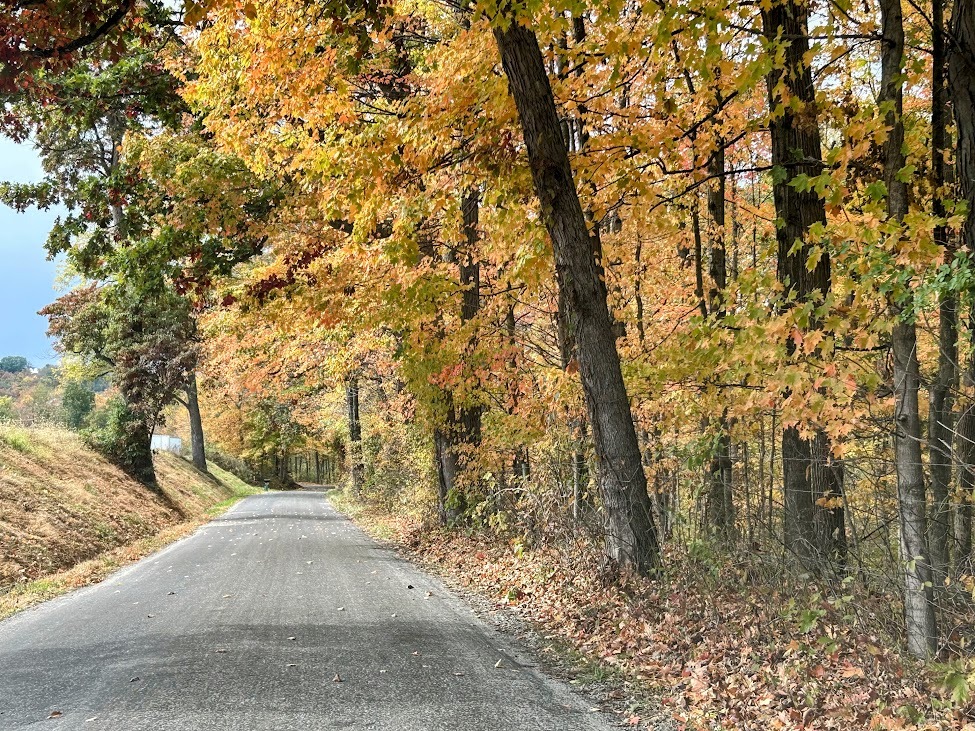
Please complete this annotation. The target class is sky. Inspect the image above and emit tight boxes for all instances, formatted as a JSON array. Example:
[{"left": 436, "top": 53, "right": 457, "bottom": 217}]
[{"left": 0, "top": 138, "right": 62, "bottom": 367}]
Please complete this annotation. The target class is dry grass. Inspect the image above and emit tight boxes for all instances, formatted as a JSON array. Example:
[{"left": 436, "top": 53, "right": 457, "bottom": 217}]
[{"left": 0, "top": 425, "right": 258, "bottom": 616}]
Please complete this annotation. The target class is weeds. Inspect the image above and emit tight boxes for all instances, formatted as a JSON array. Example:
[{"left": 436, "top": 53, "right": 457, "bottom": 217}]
[{"left": 0, "top": 425, "right": 34, "bottom": 453}]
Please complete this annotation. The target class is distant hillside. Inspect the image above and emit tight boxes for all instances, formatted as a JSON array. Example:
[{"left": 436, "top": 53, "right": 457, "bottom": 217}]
[{"left": 0, "top": 424, "right": 253, "bottom": 587}]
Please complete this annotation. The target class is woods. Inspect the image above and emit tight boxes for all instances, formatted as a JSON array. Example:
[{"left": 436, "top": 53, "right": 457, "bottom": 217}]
[{"left": 6, "top": 0, "right": 975, "bottom": 724}]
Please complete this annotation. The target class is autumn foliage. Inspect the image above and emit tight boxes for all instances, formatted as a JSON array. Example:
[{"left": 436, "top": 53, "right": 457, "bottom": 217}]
[{"left": 6, "top": 0, "right": 975, "bottom": 727}]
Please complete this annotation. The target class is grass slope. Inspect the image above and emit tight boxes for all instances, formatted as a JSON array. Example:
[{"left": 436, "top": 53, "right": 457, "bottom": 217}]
[{"left": 0, "top": 424, "right": 258, "bottom": 617}]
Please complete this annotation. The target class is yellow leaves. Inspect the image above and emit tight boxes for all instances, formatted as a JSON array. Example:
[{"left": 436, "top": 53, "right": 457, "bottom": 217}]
[{"left": 802, "top": 330, "right": 824, "bottom": 355}]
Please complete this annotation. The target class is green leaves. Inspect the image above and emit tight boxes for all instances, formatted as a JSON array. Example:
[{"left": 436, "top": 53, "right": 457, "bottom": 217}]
[{"left": 865, "top": 181, "right": 887, "bottom": 202}]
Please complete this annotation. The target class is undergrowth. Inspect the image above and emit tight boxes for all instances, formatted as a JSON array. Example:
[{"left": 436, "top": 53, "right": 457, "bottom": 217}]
[{"left": 0, "top": 424, "right": 35, "bottom": 453}]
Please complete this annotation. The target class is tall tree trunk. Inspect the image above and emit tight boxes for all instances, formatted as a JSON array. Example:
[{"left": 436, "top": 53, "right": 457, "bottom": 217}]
[
  {"left": 506, "top": 303, "right": 531, "bottom": 481},
  {"left": 185, "top": 372, "right": 207, "bottom": 473},
  {"left": 705, "top": 141, "right": 735, "bottom": 538},
  {"left": 130, "top": 414, "right": 156, "bottom": 486},
  {"left": 457, "top": 189, "right": 483, "bottom": 457},
  {"left": 929, "top": 0, "right": 955, "bottom": 585},
  {"left": 956, "top": 313, "right": 975, "bottom": 571},
  {"left": 881, "top": 0, "right": 938, "bottom": 658},
  {"left": 278, "top": 450, "right": 289, "bottom": 481},
  {"left": 435, "top": 190, "right": 484, "bottom": 523},
  {"left": 494, "top": 12, "right": 660, "bottom": 573},
  {"left": 346, "top": 378, "right": 364, "bottom": 496},
  {"left": 810, "top": 430, "right": 846, "bottom": 567},
  {"left": 761, "top": 0, "right": 841, "bottom": 570},
  {"left": 950, "top": 0, "right": 975, "bottom": 575}
]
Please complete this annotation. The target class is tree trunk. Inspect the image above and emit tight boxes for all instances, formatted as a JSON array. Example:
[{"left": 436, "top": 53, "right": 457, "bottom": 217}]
[
  {"left": 707, "top": 421, "right": 735, "bottom": 538},
  {"left": 956, "top": 315, "right": 975, "bottom": 571},
  {"left": 435, "top": 426, "right": 461, "bottom": 523},
  {"left": 950, "top": 0, "right": 975, "bottom": 575},
  {"left": 893, "top": 324, "right": 939, "bottom": 657},
  {"left": 761, "top": 0, "right": 842, "bottom": 570},
  {"left": 881, "top": 0, "right": 938, "bottom": 658},
  {"left": 928, "top": 0, "right": 955, "bottom": 584},
  {"left": 278, "top": 450, "right": 289, "bottom": 481},
  {"left": 434, "top": 190, "right": 483, "bottom": 523},
  {"left": 185, "top": 372, "right": 207, "bottom": 473},
  {"left": 705, "top": 141, "right": 734, "bottom": 538},
  {"left": 810, "top": 430, "right": 846, "bottom": 567},
  {"left": 131, "top": 418, "right": 156, "bottom": 486},
  {"left": 494, "top": 13, "right": 660, "bottom": 573},
  {"left": 456, "top": 189, "right": 483, "bottom": 459},
  {"left": 505, "top": 303, "right": 531, "bottom": 482},
  {"left": 346, "top": 378, "right": 364, "bottom": 496}
]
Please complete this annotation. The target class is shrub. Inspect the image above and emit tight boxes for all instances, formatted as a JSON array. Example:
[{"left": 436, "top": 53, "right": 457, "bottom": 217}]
[
  {"left": 0, "top": 396, "right": 15, "bottom": 422},
  {"left": 206, "top": 445, "right": 257, "bottom": 484},
  {"left": 62, "top": 381, "right": 95, "bottom": 430},
  {"left": 84, "top": 397, "right": 155, "bottom": 484}
]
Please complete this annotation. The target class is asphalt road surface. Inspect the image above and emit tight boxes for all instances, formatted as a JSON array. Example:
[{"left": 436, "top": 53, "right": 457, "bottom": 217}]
[{"left": 0, "top": 491, "right": 618, "bottom": 730}]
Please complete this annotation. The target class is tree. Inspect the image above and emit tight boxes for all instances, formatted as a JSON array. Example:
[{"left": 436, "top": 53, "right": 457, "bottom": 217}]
[
  {"left": 0, "top": 356, "right": 30, "bottom": 374},
  {"left": 927, "top": 0, "right": 954, "bottom": 589},
  {"left": 0, "top": 0, "right": 139, "bottom": 96},
  {"left": 879, "top": 0, "right": 937, "bottom": 659},
  {"left": 62, "top": 380, "right": 95, "bottom": 430},
  {"left": 42, "top": 281, "right": 197, "bottom": 483},
  {"left": 950, "top": 0, "right": 975, "bottom": 573},
  {"left": 491, "top": 7, "right": 661, "bottom": 574},
  {"left": 0, "top": 396, "right": 14, "bottom": 422},
  {"left": 761, "top": 0, "right": 845, "bottom": 571}
]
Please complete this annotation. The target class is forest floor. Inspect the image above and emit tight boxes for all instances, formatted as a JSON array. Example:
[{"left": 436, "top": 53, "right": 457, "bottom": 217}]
[
  {"left": 0, "top": 424, "right": 258, "bottom": 619},
  {"left": 330, "top": 494, "right": 974, "bottom": 731}
]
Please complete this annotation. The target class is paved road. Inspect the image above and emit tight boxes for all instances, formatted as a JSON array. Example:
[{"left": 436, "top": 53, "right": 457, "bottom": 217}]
[{"left": 0, "top": 491, "right": 617, "bottom": 730}]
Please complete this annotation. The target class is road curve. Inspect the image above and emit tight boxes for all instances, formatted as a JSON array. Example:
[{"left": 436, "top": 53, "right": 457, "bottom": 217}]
[{"left": 0, "top": 491, "right": 617, "bottom": 730}]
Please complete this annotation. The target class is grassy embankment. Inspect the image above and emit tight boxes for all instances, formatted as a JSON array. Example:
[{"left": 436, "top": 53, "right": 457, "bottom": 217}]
[{"left": 0, "top": 424, "right": 258, "bottom": 619}]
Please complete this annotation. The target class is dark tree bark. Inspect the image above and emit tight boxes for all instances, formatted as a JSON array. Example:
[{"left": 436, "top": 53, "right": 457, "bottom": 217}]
[
  {"left": 761, "top": 0, "right": 844, "bottom": 570},
  {"left": 185, "top": 372, "right": 207, "bottom": 473},
  {"left": 950, "top": 0, "right": 975, "bottom": 574},
  {"left": 494, "top": 12, "right": 660, "bottom": 573},
  {"left": 346, "top": 377, "right": 364, "bottom": 495},
  {"left": 958, "top": 320, "right": 975, "bottom": 569},
  {"left": 705, "top": 142, "right": 735, "bottom": 538},
  {"left": 434, "top": 190, "right": 484, "bottom": 524},
  {"left": 810, "top": 430, "right": 846, "bottom": 566},
  {"left": 881, "top": 0, "right": 938, "bottom": 658},
  {"left": 277, "top": 450, "right": 290, "bottom": 481},
  {"left": 929, "top": 0, "right": 955, "bottom": 585},
  {"left": 505, "top": 303, "right": 531, "bottom": 481},
  {"left": 129, "top": 415, "right": 156, "bottom": 486}
]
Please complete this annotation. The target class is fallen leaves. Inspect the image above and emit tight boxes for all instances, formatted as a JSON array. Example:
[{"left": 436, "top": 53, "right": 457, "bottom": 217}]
[{"left": 351, "top": 516, "right": 967, "bottom": 731}]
